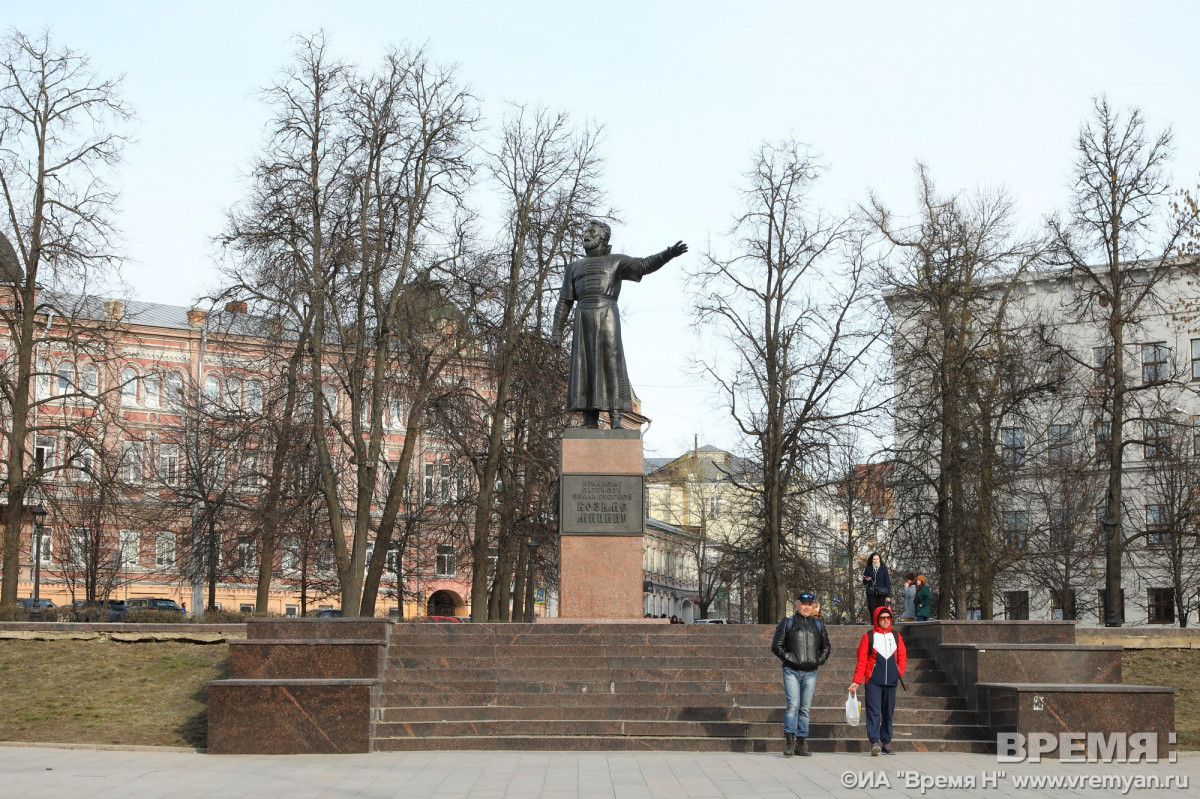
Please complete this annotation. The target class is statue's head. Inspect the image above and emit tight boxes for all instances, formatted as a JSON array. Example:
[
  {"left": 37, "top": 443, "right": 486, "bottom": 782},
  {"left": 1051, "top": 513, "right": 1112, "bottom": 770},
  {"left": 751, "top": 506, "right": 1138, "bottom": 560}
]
[{"left": 583, "top": 220, "right": 611, "bottom": 255}]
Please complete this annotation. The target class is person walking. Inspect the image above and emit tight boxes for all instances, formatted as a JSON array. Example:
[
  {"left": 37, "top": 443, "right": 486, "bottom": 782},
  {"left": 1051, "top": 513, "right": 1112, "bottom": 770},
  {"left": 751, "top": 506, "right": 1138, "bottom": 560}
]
[
  {"left": 849, "top": 605, "right": 907, "bottom": 756},
  {"left": 770, "top": 591, "right": 831, "bottom": 757},
  {"left": 913, "top": 574, "right": 932, "bottom": 621},
  {"left": 862, "top": 552, "right": 891, "bottom": 618},
  {"left": 902, "top": 573, "right": 917, "bottom": 622}
]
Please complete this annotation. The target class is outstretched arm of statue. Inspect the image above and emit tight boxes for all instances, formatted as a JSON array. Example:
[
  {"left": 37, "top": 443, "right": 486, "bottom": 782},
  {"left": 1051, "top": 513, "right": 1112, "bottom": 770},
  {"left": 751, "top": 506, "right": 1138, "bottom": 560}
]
[
  {"left": 550, "top": 298, "right": 571, "bottom": 349},
  {"left": 633, "top": 241, "right": 690, "bottom": 279},
  {"left": 664, "top": 241, "right": 688, "bottom": 260}
]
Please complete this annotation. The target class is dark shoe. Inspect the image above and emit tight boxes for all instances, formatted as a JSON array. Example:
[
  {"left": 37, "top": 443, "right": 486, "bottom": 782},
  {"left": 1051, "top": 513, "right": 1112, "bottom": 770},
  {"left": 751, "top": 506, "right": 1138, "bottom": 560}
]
[
  {"left": 795, "top": 737, "right": 811, "bottom": 756},
  {"left": 870, "top": 741, "right": 881, "bottom": 756},
  {"left": 783, "top": 733, "right": 795, "bottom": 757},
  {"left": 881, "top": 744, "right": 894, "bottom": 755}
]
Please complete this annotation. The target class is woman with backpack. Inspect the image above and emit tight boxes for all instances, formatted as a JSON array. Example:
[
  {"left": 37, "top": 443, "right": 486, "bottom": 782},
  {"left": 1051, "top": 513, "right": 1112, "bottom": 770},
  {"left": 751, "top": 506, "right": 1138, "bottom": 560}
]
[{"left": 848, "top": 605, "right": 907, "bottom": 756}]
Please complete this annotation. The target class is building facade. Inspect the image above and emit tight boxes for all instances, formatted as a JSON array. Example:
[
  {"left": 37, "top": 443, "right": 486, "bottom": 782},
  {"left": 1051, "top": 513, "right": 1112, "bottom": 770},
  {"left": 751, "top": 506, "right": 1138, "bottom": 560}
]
[
  {"left": 887, "top": 263, "right": 1200, "bottom": 626},
  {"left": 4, "top": 296, "right": 476, "bottom": 617}
]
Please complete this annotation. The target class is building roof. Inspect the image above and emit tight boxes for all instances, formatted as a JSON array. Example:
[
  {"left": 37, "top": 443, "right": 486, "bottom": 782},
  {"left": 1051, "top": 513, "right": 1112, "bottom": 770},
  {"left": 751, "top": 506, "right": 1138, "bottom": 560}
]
[{"left": 644, "top": 445, "right": 756, "bottom": 483}]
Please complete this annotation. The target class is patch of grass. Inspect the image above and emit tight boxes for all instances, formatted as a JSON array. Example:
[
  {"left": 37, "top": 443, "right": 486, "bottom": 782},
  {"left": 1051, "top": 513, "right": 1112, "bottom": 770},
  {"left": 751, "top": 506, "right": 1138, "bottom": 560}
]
[
  {"left": 0, "top": 640, "right": 227, "bottom": 747},
  {"left": 1123, "top": 649, "right": 1200, "bottom": 749}
]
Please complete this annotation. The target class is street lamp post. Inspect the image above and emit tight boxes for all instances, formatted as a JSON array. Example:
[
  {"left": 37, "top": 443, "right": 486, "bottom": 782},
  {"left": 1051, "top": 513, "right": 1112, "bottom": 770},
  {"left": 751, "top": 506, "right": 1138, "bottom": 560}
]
[
  {"left": 525, "top": 539, "right": 540, "bottom": 623},
  {"left": 1100, "top": 515, "right": 1121, "bottom": 627},
  {"left": 30, "top": 505, "right": 47, "bottom": 606}
]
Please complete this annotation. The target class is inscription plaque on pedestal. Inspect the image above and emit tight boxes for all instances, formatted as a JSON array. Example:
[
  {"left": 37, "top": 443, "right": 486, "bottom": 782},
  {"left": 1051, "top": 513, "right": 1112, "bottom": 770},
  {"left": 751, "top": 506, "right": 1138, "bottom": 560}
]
[{"left": 560, "top": 474, "right": 643, "bottom": 535}]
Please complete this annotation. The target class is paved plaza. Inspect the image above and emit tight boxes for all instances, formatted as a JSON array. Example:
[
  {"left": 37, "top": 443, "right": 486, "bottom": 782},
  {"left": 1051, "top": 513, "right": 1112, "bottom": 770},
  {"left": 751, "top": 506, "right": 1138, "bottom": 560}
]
[{"left": 0, "top": 744, "right": 1196, "bottom": 798}]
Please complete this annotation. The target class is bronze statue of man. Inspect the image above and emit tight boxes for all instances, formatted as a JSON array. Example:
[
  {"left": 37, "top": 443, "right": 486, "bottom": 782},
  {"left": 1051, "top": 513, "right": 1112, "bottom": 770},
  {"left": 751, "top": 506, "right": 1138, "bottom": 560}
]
[{"left": 551, "top": 220, "right": 687, "bottom": 429}]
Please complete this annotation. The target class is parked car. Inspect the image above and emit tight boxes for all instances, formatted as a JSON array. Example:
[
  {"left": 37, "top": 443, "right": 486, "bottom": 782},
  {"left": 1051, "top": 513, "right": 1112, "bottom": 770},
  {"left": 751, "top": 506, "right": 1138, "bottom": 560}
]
[
  {"left": 307, "top": 608, "right": 343, "bottom": 618},
  {"left": 69, "top": 599, "right": 128, "bottom": 622},
  {"left": 125, "top": 597, "right": 184, "bottom": 613},
  {"left": 693, "top": 618, "right": 728, "bottom": 625},
  {"left": 17, "top": 598, "right": 56, "bottom": 619}
]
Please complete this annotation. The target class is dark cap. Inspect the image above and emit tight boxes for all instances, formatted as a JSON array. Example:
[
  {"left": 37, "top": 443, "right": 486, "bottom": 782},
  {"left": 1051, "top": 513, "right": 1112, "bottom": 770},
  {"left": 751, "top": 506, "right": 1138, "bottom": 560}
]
[{"left": 797, "top": 592, "right": 816, "bottom": 603}]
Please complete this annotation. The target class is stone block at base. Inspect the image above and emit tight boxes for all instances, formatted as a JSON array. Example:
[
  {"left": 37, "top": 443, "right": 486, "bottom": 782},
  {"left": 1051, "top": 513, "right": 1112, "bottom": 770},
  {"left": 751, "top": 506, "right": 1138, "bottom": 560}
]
[
  {"left": 207, "top": 678, "right": 379, "bottom": 754},
  {"left": 559, "top": 535, "right": 643, "bottom": 619}
]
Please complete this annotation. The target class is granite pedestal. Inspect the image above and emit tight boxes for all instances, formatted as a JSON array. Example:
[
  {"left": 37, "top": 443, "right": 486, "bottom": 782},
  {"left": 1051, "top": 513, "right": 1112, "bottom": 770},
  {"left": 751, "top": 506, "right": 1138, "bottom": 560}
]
[{"left": 558, "top": 429, "right": 644, "bottom": 619}]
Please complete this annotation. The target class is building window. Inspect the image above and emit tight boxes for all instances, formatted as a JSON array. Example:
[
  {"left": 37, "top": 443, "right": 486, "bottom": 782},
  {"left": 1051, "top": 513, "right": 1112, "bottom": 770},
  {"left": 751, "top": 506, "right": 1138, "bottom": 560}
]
[
  {"left": 1004, "top": 591, "right": 1029, "bottom": 621},
  {"left": 1049, "top": 509, "right": 1074, "bottom": 550},
  {"left": 424, "top": 463, "right": 434, "bottom": 503},
  {"left": 81, "top": 363, "right": 100, "bottom": 397},
  {"left": 709, "top": 495, "right": 723, "bottom": 519},
  {"left": 1093, "top": 346, "right": 1114, "bottom": 387},
  {"left": 1050, "top": 588, "right": 1077, "bottom": 620},
  {"left": 1144, "top": 420, "right": 1171, "bottom": 460},
  {"left": 166, "top": 372, "right": 185, "bottom": 408},
  {"left": 36, "top": 358, "right": 51, "bottom": 399},
  {"left": 285, "top": 605, "right": 298, "bottom": 617},
  {"left": 1194, "top": 418, "right": 1200, "bottom": 456},
  {"left": 1145, "top": 504, "right": 1170, "bottom": 545},
  {"left": 143, "top": 372, "right": 161, "bottom": 408},
  {"left": 435, "top": 544, "right": 456, "bottom": 577},
  {"left": 1001, "top": 427, "right": 1026, "bottom": 466},
  {"left": 386, "top": 546, "right": 401, "bottom": 575},
  {"left": 1002, "top": 509, "right": 1028, "bottom": 548},
  {"left": 121, "top": 367, "right": 139, "bottom": 405},
  {"left": 34, "top": 434, "right": 55, "bottom": 472},
  {"left": 238, "top": 540, "right": 257, "bottom": 570},
  {"left": 439, "top": 463, "right": 450, "bottom": 503},
  {"left": 1147, "top": 587, "right": 1175, "bottom": 625},
  {"left": 158, "top": 443, "right": 180, "bottom": 486},
  {"left": 454, "top": 467, "right": 467, "bottom": 502},
  {"left": 155, "top": 532, "right": 176, "bottom": 567},
  {"left": 281, "top": 538, "right": 299, "bottom": 573},
  {"left": 66, "top": 440, "right": 94, "bottom": 481},
  {"left": 56, "top": 360, "right": 76, "bottom": 396},
  {"left": 225, "top": 376, "right": 243, "bottom": 411},
  {"left": 246, "top": 379, "right": 263, "bottom": 413},
  {"left": 240, "top": 604, "right": 254, "bottom": 614},
  {"left": 239, "top": 452, "right": 260, "bottom": 491},
  {"left": 1048, "top": 424, "right": 1073, "bottom": 465},
  {"left": 1098, "top": 589, "right": 1125, "bottom": 625},
  {"left": 69, "top": 527, "right": 91, "bottom": 562},
  {"left": 1192, "top": 339, "right": 1200, "bottom": 380},
  {"left": 1094, "top": 421, "right": 1112, "bottom": 461},
  {"left": 1142, "top": 342, "right": 1169, "bottom": 384},
  {"left": 119, "top": 530, "right": 140, "bottom": 567},
  {"left": 203, "top": 374, "right": 221, "bottom": 403},
  {"left": 121, "top": 441, "right": 143, "bottom": 484}
]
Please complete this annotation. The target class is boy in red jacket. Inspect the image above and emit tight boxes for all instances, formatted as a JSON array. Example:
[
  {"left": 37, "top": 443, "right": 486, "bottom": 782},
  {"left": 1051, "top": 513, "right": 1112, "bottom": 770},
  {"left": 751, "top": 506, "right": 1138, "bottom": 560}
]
[{"left": 848, "top": 605, "right": 907, "bottom": 755}]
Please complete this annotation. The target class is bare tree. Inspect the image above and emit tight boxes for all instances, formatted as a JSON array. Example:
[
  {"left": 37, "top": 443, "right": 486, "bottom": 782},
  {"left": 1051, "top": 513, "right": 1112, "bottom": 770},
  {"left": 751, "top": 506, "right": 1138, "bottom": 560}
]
[
  {"left": 691, "top": 140, "right": 884, "bottom": 622},
  {"left": 1047, "top": 97, "right": 1200, "bottom": 625},
  {"left": 0, "top": 30, "right": 131, "bottom": 604},
  {"left": 220, "top": 35, "right": 479, "bottom": 616},
  {"left": 874, "top": 166, "right": 1045, "bottom": 618},
  {"left": 459, "top": 107, "right": 605, "bottom": 621}
]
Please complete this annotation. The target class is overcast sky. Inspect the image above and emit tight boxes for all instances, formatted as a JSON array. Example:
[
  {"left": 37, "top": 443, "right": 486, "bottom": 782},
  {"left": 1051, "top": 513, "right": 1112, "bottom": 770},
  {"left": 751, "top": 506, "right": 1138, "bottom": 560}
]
[{"left": 9, "top": 1, "right": 1200, "bottom": 457}]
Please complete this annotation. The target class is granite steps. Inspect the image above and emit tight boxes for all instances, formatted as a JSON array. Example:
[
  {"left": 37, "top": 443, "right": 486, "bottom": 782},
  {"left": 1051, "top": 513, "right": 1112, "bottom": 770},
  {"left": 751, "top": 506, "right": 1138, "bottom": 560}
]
[{"left": 374, "top": 623, "right": 988, "bottom": 753}]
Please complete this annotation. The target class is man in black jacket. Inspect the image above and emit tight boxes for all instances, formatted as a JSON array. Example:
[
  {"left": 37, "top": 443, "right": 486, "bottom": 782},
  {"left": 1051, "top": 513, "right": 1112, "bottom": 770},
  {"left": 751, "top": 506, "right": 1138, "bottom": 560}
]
[{"left": 770, "top": 591, "right": 831, "bottom": 756}]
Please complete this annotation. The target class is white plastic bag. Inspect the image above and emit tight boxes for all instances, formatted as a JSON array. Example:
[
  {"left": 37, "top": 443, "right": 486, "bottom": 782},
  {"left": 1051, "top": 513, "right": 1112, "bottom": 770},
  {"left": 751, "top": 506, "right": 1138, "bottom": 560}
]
[{"left": 845, "top": 691, "right": 861, "bottom": 726}]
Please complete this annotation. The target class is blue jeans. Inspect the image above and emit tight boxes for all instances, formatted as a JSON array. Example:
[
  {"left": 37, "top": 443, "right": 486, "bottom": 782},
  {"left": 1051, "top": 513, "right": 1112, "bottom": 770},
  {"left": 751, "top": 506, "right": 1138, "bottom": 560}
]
[{"left": 782, "top": 666, "right": 818, "bottom": 737}]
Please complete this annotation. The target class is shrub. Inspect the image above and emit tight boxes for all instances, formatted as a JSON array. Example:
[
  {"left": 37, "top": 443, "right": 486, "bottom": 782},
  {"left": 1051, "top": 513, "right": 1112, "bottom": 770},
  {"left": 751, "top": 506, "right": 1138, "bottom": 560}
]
[
  {"left": 125, "top": 609, "right": 188, "bottom": 624},
  {"left": 193, "top": 610, "right": 250, "bottom": 624},
  {"left": 0, "top": 605, "right": 31, "bottom": 622}
]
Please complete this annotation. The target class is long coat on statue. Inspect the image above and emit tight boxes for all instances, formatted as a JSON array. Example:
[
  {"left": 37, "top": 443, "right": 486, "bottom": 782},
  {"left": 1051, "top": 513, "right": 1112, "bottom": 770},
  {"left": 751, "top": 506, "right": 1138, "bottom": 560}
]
[{"left": 556, "top": 249, "right": 673, "bottom": 412}]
